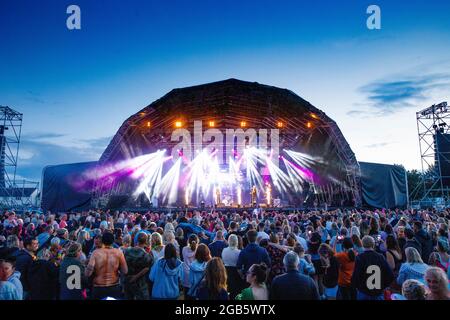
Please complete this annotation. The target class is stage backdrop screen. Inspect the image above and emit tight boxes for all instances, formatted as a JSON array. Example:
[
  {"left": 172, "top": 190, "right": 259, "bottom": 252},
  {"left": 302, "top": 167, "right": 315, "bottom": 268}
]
[{"left": 360, "top": 162, "right": 408, "bottom": 209}]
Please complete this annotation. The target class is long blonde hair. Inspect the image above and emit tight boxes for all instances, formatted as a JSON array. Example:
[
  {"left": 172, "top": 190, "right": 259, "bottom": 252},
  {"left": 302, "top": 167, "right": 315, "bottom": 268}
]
[
  {"left": 405, "top": 247, "right": 423, "bottom": 264},
  {"left": 425, "top": 267, "right": 450, "bottom": 298}
]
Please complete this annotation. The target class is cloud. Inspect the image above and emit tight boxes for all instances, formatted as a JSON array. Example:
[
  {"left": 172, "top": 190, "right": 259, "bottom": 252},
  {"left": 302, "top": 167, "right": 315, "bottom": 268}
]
[
  {"left": 23, "top": 91, "right": 61, "bottom": 106},
  {"left": 363, "top": 142, "right": 394, "bottom": 149},
  {"left": 14, "top": 136, "right": 111, "bottom": 181},
  {"left": 22, "top": 132, "right": 67, "bottom": 140},
  {"left": 348, "top": 70, "right": 450, "bottom": 118},
  {"left": 25, "top": 91, "right": 46, "bottom": 104},
  {"left": 81, "top": 136, "right": 112, "bottom": 149}
]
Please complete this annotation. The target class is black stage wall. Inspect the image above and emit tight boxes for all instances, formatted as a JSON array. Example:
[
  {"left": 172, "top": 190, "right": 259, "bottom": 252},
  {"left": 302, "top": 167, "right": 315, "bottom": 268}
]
[
  {"left": 434, "top": 132, "right": 450, "bottom": 186},
  {"left": 41, "top": 162, "right": 97, "bottom": 213},
  {"left": 359, "top": 162, "right": 408, "bottom": 209}
]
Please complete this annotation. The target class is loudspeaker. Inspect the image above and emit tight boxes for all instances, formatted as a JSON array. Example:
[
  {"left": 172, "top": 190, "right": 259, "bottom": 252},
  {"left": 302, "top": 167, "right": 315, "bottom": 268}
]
[{"left": 434, "top": 132, "right": 450, "bottom": 186}]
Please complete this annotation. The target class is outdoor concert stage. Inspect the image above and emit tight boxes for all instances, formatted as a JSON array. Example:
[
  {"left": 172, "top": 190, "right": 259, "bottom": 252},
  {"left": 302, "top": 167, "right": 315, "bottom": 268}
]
[{"left": 40, "top": 79, "right": 407, "bottom": 213}]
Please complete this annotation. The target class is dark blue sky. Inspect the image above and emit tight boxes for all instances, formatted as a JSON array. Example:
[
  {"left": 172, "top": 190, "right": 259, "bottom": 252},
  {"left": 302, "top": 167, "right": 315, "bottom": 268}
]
[{"left": 1, "top": 0, "right": 450, "bottom": 181}]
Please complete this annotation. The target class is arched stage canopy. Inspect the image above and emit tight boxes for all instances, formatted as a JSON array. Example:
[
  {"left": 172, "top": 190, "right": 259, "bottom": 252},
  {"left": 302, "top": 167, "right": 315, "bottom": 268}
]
[
  {"left": 91, "top": 79, "right": 362, "bottom": 208},
  {"left": 40, "top": 79, "right": 409, "bottom": 212}
]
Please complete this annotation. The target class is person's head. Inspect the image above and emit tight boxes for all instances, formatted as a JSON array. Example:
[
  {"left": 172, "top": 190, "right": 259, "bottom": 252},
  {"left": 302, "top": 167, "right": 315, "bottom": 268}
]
[
  {"left": 163, "top": 231, "right": 175, "bottom": 244},
  {"left": 0, "top": 256, "right": 16, "bottom": 280},
  {"left": 195, "top": 243, "right": 212, "bottom": 263},
  {"left": 402, "top": 279, "right": 427, "bottom": 300},
  {"left": 101, "top": 231, "right": 115, "bottom": 247},
  {"left": 77, "top": 230, "right": 89, "bottom": 244},
  {"left": 164, "top": 243, "right": 177, "bottom": 260},
  {"left": 122, "top": 234, "right": 131, "bottom": 247},
  {"left": 405, "top": 228, "right": 415, "bottom": 240},
  {"left": 369, "top": 218, "right": 379, "bottom": 233},
  {"left": 286, "top": 233, "right": 297, "bottom": 247},
  {"left": 50, "top": 236, "right": 61, "bottom": 249},
  {"left": 386, "top": 234, "right": 400, "bottom": 252},
  {"left": 246, "top": 263, "right": 268, "bottom": 286},
  {"left": 318, "top": 243, "right": 334, "bottom": 257},
  {"left": 437, "top": 239, "right": 449, "bottom": 253},
  {"left": 6, "top": 235, "right": 19, "bottom": 248},
  {"left": 405, "top": 247, "right": 423, "bottom": 264},
  {"left": 45, "top": 224, "right": 54, "bottom": 234},
  {"left": 228, "top": 234, "right": 238, "bottom": 249},
  {"left": 397, "top": 226, "right": 405, "bottom": 238},
  {"left": 428, "top": 252, "right": 441, "bottom": 266},
  {"left": 23, "top": 237, "right": 38, "bottom": 253},
  {"left": 175, "top": 227, "right": 184, "bottom": 239},
  {"left": 137, "top": 232, "right": 148, "bottom": 247},
  {"left": 188, "top": 234, "right": 199, "bottom": 251},
  {"left": 66, "top": 242, "right": 82, "bottom": 258},
  {"left": 164, "top": 222, "right": 175, "bottom": 234},
  {"left": 151, "top": 232, "right": 163, "bottom": 247},
  {"left": 283, "top": 251, "right": 300, "bottom": 271},
  {"left": 362, "top": 235, "right": 375, "bottom": 250},
  {"left": 56, "top": 228, "right": 68, "bottom": 239},
  {"left": 93, "top": 234, "right": 103, "bottom": 248},
  {"left": 148, "top": 222, "right": 157, "bottom": 232},
  {"left": 341, "top": 237, "right": 356, "bottom": 261},
  {"left": 425, "top": 267, "right": 449, "bottom": 298},
  {"left": 293, "top": 243, "right": 305, "bottom": 257},
  {"left": 204, "top": 257, "right": 227, "bottom": 297},
  {"left": 269, "top": 232, "right": 279, "bottom": 244},
  {"left": 99, "top": 220, "right": 109, "bottom": 231},
  {"left": 247, "top": 230, "right": 258, "bottom": 244},
  {"left": 384, "top": 224, "right": 393, "bottom": 235},
  {"left": 413, "top": 221, "right": 423, "bottom": 234},
  {"left": 215, "top": 230, "right": 224, "bottom": 241}
]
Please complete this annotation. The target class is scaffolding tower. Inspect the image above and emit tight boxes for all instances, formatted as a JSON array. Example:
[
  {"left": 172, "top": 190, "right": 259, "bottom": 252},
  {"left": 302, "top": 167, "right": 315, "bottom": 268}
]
[
  {"left": 0, "top": 106, "right": 39, "bottom": 208},
  {"left": 411, "top": 102, "right": 450, "bottom": 208}
]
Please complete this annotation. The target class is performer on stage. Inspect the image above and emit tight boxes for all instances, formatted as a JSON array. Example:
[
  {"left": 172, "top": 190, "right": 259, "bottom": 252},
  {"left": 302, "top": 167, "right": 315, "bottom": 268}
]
[
  {"left": 215, "top": 186, "right": 221, "bottom": 205},
  {"left": 265, "top": 182, "right": 272, "bottom": 206},
  {"left": 251, "top": 185, "right": 257, "bottom": 206}
]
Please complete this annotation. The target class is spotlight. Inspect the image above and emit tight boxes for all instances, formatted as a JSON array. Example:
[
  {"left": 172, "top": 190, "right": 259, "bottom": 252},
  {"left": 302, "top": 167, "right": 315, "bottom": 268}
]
[
  {"left": 146, "top": 121, "right": 151, "bottom": 128},
  {"left": 240, "top": 121, "right": 247, "bottom": 128},
  {"left": 175, "top": 121, "right": 183, "bottom": 128},
  {"left": 277, "top": 121, "right": 284, "bottom": 128},
  {"left": 307, "top": 122, "right": 312, "bottom": 129},
  {"left": 311, "top": 113, "right": 318, "bottom": 119},
  {"left": 208, "top": 121, "right": 215, "bottom": 127}
]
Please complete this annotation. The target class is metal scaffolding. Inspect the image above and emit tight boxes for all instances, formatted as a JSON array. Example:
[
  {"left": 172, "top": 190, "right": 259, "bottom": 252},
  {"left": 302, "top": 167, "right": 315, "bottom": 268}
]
[
  {"left": 411, "top": 102, "right": 450, "bottom": 208},
  {"left": 0, "top": 106, "right": 39, "bottom": 208}
]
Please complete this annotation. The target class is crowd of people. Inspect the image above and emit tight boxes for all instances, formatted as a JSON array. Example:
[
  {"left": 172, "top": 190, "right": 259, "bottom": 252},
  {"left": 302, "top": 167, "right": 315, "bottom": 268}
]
[{"left": 0, "top": 207, "right": 450, "bottom": 300}]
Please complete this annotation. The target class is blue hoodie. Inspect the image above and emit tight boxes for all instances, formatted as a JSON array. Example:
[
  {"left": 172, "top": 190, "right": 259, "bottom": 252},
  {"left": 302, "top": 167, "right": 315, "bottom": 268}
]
[
  {"left": 149, "top": 258, "right": 183, "bottom": 299},
  {"left": 188, "top": 260, "right": 207, "bottom": 297},
  {"left": 7, "top": 271, "right": 23, "bottom": 300},
  {"left": 397, "top": 262, "right": 429, "bottom": 286},
  {"left": 0, "top": 281, "right": 20, "bottom": 300},
  {"left": 298, "top": 258, "right": 315, "bottom": 276}
]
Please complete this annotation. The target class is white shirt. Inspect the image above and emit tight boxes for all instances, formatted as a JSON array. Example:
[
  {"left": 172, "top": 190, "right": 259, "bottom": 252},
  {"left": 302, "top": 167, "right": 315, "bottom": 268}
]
[
  {"left": 182, "top": 246, "right": 196, "bottom": 288},
  {"left": 221, "top": 247, "right": 241, "bottom": 267},
  {"left": 257, "top": 231, "right": 270, "bottom": 242}
]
